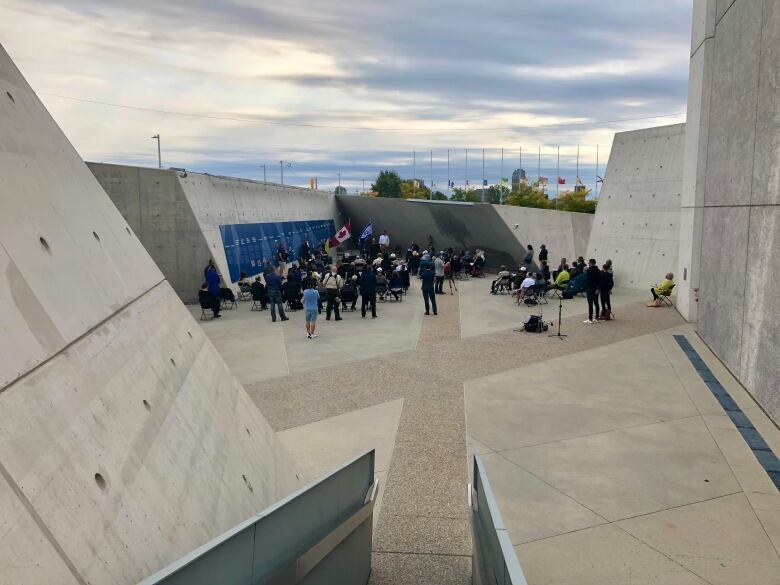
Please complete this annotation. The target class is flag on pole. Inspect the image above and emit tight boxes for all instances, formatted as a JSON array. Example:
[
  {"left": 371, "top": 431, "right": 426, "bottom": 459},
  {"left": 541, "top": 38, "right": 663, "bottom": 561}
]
[
  {"left": 501, "top": 177, "right": 509, "bottom": 187},
  {"left": 557, "top": 177, "right": 566, "bottom": 185},
  {"left": 329, "top": 220, "right": 352, "bottom": 248},
  {"left": 358, "top": 222, "right": 373, "bottom": 243},
  {"left": 539, "top": 176, "right": 549, "bottom": 185},
  {"left": 576, "top": 176, "right": 583, "bottom": 186},
  {"left": 482, "top": 179, "right": 488, "bottom": 186},
  {"left": 596, "top": 175, "right": 604, "bottom": 183}
]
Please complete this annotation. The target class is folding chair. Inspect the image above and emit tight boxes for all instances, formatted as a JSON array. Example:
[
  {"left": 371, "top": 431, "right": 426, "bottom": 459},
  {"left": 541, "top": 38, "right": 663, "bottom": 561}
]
[
  {"left": 659, "top": 284, "right": 675, "bottom": 307},
  {"left": 492, "top": 276, "right": 512, "bottom": 295},
  {"left": 388, "top": 284, "right": 404, "bottom": 301},
  {"left": 237, "top": 283, "right": 252, "bottom": 301},
  {"left": 376, "top": 282, "right": 388, "bottom": 302},
  {"left": 199, "top": 301, "right": 215, "bottom": 320}
]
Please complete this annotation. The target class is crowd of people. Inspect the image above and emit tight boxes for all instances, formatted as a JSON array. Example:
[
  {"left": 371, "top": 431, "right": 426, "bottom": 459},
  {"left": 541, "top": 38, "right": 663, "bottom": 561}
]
[{"left": 198, "top": 233, "right": 676, "bottom": 335}]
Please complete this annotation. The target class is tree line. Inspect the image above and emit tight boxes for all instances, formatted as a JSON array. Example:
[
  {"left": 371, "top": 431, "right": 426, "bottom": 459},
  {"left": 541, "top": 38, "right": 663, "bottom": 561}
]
[{"left": 366, "top": 170, "right": 596, "bottom": 213}]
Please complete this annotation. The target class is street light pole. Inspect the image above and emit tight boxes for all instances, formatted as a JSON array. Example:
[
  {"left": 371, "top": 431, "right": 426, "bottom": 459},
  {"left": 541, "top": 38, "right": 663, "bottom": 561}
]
[
  {"left": 500, "top": 147, "right": 504, "bottom": 204},
  {"left": 413, "top": 150, "right": 416, "bottom": 180},
  {"left": 430, "top": 150, "right": 433, "bottom": 200},
  {"left": 447, "top": 149, "right": 450, "bottom": 198},
  {"left": 280, "top": 160, "right": 284, "bottom": 185},
  {"left": 151, "top": 134, "right": 161, "bottom": 168},
  {"left": 481, "top": 147, "right": 485, "bottom": 202},
  {"left": 465, "top": 147, "right": 468, "bottom": 190},
  {"left": 262, "top": 164, "right": 266, "bottom": 182},
  {"left": 338, "top": 172, "right": 341, "bottom": 189}
]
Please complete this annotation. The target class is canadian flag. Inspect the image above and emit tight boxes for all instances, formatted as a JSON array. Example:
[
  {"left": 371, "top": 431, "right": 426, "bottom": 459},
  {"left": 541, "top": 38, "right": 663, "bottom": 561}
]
[{"left": 330, "top": 220, "right": 352, "bottom": 247}]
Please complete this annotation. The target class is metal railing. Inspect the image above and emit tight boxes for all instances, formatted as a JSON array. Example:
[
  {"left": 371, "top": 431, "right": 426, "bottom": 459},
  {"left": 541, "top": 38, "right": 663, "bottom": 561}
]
[
  {"left": 138, "top": 450, "right": 377, "bottom": 585},
  {"left": 470, "top": 455, "right": 529, "bottom": 585}
]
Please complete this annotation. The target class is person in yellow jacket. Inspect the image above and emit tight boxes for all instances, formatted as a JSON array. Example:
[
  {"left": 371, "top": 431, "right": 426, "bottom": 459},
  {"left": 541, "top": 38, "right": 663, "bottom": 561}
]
[
  {"left": 649, "top": 273, "right": 674, "bottom": 306},
  {"left": 547, "top": 264, "right": 570, "bottom": 291}
]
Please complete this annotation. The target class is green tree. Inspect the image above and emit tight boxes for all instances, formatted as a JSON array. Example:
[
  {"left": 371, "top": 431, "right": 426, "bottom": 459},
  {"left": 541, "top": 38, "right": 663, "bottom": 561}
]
[
  {"left": 486, "top": 185, "right": 510, "bottom": 204},
  {"left": 431, "top": 190, "right": 448, "bottom": 201},
  {"left": 450, "top": 187, "right": 480, "bottom": 203},
  {"left": 400, "top": 179, "right": 431, "bottom": 200},
  {"left": 553, "top": 189, "right": 597, "bottom": 213},
  {"left": 505, "top": 183, "right": 552, "bottom": 209},
  {"left": 372, "top": 169, "right": 402, "bottom": 198}
]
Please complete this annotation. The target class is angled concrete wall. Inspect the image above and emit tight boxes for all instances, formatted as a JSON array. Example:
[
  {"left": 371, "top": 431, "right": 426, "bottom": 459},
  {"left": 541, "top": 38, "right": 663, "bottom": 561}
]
[
  {"left": 680, "top": 0, "right": 780, "bottom": 423},
  {"left": 0, "top": 44, "right": 299, "bottom": 585},
  {"left": 586, "top": 123, "right": 685, "bottom": 289},
  {"left": 336, "top": 195, "right": 592, "bottom": 271},
  {"left": 89, "top": 163, "right": 341, "bottom": 303}
]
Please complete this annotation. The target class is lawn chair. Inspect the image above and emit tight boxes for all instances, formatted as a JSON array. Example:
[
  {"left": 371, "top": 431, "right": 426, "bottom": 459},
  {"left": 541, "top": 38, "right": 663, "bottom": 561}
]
[{"left": 659, "top": 284, "right": 675, "bottom": 307}]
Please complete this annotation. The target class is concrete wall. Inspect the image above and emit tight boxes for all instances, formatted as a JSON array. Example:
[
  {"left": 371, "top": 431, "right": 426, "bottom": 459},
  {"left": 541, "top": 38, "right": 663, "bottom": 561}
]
[
  {"left": 679, "top": 0, "right": 780, "bottom": 422},
  {"left": 586, "top": 123, "right": 685, "bottom": 289},
  {"left": 336, "top": 195, "right": 593, "bottom": 271},
  {"left": 89, "top": 163, "right": 340, "bottom": 303},
  {"left": 492, "top": 204, "right": 593, "bottom": 266},
  {"left": 0, "top": 44, "right": 299, "bottom": 585}
]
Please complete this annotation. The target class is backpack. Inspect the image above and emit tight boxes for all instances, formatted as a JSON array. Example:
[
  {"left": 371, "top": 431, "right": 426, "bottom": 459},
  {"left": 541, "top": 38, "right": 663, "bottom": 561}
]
[
  {"left": 523, "top": 314, "right": 547, "bottom": 333},
  {"left": 562, "top": 290, "right": 574, "bottom": 299}
]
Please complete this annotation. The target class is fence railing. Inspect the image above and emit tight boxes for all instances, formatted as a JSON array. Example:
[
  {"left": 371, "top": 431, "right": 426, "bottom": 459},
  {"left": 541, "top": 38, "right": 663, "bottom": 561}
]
[
  {"left": 138, "top": 450, "right": 377, "bottom": 585},
  {"left": 471, "top": 455, "right": 529, "bottom": 585}
]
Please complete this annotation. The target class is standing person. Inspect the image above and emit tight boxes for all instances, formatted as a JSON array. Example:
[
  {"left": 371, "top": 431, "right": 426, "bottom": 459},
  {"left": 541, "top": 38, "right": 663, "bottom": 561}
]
[
  {"left": 444, "top": 257, "right": 458, "bottom": 294},
  {"left": 303, "top": 281, "right": 320, "bottom": 338},
  {"left": 276, "top": 241, "right": 288, "bottom": 275},
  {"left": 359, "top": 265, "right": 377, "bottom": 318},
  {"left": 583, "top": 259, "right": 601, "bottom": 324},
  {"left": 523, "top": 245, "right": 534, "bottom": 271},
  {"left": 322, "top": 265, "right": 344, "bottom": 321},
  {"left": 378, "top": 230, "right": 390, "bottom": 253},
  {"left": 264, "top": 267, "right": 289, "bottom": 322},
  {"left": 434, "top": 253, "right": 445, "bottom": 294},
  {"left": 420, "top": 265, "right": 437, "bottom": 316},
  {"left": 203, "top": 258, "right": 218, "bottom": 279},
  {"left": 299, "top": 239, "right": 311, "bottom": 265},
  {"left": 538, "top": 244, "right": 548, "bottom": 264},
  {"left": 600, "top": 264, "right": 614, "bottom": 320},
  {"left": 205, "top": 265, "right": 222, "bottom": 314}
]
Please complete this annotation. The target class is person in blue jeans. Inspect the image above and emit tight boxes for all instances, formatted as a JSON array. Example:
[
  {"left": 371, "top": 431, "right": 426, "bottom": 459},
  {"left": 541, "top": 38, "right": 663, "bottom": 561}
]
[
  {"left": 264, "top": 268, "right": 289, "bottom": 322},
  {"left": 302, "top": 282, "right": 320, "bottom": 338},
  {"left": 420, "top": 266, "right": 437, "bottom": 315}
]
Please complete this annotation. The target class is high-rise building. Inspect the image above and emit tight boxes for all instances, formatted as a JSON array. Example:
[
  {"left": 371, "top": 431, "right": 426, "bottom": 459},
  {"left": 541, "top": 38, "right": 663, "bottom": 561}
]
[{"left": 511, "top": 168, "right": 526, "bottom": 191}]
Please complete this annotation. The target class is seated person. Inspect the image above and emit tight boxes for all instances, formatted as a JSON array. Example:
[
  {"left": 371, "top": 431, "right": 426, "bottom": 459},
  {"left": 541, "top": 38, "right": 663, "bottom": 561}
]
[
  {"left": 491, "top": 265, "right": 512, "bottom": 293},
  {"left": 282, "top": 278, "right": 303, "bottom": 310},
  {"left": 471, "top": 253, "right": 485, "bottom": 276},
  {"left": 199, "top": 282, "right": 221, "bottom": 318},
  {"left": 547, "top": 265, "right": 570, "bottom": 291},
  {"left": 219, "top": 286, "right": 236, "bottom": 303},
  {"left": 564, "top": 272, "right": 587, "bottom": 296},
  {"left": 388, "top": 270, "right": 403, "bottom": 300},
  {"left": 517, "top": 272, "right": 537, "bottom": 300},
  {"left": 250, "top": 276, "right": 267, "bottom": 310},
  {"left": 341, "top": 277, "right": 358, "bottom": 311},
  {"left": 650, "top": 273, "right": 675, "bottom": 305},
  {"left": 375, "top": 268, "right": 389, "bottom": 300}
]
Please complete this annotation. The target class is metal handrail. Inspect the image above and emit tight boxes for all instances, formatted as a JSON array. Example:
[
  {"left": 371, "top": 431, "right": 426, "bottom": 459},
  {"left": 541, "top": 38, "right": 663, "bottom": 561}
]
[{"left": 470, "top": 455, "right": 529, "bottom": 585}]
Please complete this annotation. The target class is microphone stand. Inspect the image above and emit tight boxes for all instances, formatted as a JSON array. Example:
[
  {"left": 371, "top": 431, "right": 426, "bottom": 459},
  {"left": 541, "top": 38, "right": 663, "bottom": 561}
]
[{"left": 549, "top": 293, "right": 567, "bottom": 339}]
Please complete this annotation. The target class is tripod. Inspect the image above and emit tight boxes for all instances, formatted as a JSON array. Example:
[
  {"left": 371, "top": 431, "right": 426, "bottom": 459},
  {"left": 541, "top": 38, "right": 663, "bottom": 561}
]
[{"left": 548, "top": 294, "right": 567, "bottom": 339}]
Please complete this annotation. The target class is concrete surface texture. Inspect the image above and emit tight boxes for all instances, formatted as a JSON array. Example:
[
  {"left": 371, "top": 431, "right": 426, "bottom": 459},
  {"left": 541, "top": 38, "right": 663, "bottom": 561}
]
[
  {"left": 587, "top": 123, "right": 685, "bottom": 289},
  {"left": 679, "top": 0, "right": 780, "bottom": 423},
  {"left": 192, "top": 272, "right": 780, "bottom": 584},
  {"left": 0, "top": 44, "right": 299, "bottom": 585},
  {"left": 336, "top": 194, "right": 592, "bottom": 270},
  {"left": 89, "top": 162, "right": 341, "bottom": 302}
]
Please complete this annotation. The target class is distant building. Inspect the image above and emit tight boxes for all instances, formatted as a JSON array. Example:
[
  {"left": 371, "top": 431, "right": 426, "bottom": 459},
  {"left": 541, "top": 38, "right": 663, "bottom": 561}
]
[
  {"left": 511, "top": 168, "right": 527, "bottom": 191},
  {"left": 335, "top": 186, "right": 347, "bottom": 195},
  {"left": 309, "top": 178, "right": 318, "bottom": 190}
]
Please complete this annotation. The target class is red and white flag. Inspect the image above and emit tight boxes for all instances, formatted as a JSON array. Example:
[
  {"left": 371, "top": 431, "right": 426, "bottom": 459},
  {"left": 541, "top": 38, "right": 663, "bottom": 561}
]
[{"left": 329, "top": 220, "right": 352, "bottom": 247}]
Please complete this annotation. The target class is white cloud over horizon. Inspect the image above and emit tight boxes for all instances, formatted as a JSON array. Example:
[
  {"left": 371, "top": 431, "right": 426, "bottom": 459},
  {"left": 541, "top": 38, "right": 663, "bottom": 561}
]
[{"left": 0, "top": 0, "right": 691, "bottom": 192}]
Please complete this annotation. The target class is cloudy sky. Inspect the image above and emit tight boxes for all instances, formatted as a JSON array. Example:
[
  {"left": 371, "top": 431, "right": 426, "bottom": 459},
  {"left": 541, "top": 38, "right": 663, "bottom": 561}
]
[{"left": 0, "top": 0, "right": 692, "bottom": 193}]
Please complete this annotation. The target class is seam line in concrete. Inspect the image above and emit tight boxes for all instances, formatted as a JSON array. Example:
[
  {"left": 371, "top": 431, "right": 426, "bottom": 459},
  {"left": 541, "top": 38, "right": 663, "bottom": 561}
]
[
  {"left": 0, "top": 460, "right": 88, "bottom": 585},
  {"left": 0, "top": 278, "right": 167, "bottom": 395}
]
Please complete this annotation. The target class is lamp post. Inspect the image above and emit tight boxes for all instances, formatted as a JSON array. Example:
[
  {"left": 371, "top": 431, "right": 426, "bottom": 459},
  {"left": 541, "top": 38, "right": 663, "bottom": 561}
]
[
  {"left": 151, "top": 134, "right": 161, "bottom": 168},
  {"left": 280, "top": 161, "right": 284, "bottom": 185},
  {"left": 338, "top": 172, "right": 341, "bottom": 189},
  {"left": 261, "top": 164, "right": 266, "bottom": 182}
]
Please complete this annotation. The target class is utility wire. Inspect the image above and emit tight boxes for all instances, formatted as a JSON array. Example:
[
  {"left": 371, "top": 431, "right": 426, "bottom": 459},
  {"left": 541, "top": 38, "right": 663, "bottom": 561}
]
[{"left": 39, "top": 91, "right": 684, "bottom": 133}]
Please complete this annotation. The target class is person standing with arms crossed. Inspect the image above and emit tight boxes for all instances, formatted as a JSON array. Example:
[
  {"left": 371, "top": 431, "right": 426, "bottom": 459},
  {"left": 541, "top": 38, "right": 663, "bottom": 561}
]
[
  {"left": 583, "top": 258, "right": 602, "bottom": 324},
  {"left": 420, "top": 264, "right": 437, "bottom": 316}
]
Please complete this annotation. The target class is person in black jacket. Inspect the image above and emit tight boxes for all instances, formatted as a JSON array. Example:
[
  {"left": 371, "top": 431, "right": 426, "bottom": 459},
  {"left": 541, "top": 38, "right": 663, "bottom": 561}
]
[
  {"left": 583, "top": 258, "right": 601, "bottom": 324},
  {"left": 359, "top": 267, "right": 377, "bottom": 318},
  {"left": 600, "top": 264, "right": 614, "bottom": 319},
  {"left": 538, "top": 244, "right": 548, "bottom": 264},
  {"left": 420, "top": 266, "right": 437, "bottom": 315}
]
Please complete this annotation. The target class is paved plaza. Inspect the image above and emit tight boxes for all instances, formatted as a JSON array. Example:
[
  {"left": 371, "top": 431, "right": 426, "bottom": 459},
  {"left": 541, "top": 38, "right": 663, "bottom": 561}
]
[{"left": 189, "top": 276, "right": 780, "bottom": 584}]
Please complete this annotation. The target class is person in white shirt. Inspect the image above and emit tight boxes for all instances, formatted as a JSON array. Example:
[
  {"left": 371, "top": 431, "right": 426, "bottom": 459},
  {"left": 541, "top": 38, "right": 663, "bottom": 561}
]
[
  {"left": 378, "top": 231, "right": 390, "bottom": 251},
  {"left": 518, "top": 272, "right": 537, "bottom": 301}
]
